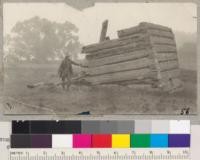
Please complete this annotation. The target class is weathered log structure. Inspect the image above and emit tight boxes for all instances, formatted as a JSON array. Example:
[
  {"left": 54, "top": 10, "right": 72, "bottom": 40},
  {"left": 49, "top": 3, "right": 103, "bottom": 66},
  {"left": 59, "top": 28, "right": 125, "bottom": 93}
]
[{"left": 81, "top": 22, "right": 182, "bottom": 92}]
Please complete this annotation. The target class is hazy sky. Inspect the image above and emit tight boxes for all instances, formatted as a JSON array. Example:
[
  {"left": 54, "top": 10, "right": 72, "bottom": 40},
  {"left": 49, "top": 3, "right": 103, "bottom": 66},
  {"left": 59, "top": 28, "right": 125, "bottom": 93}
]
[{"left": 3, "top": 3, "right": 197, "bottom": 45}]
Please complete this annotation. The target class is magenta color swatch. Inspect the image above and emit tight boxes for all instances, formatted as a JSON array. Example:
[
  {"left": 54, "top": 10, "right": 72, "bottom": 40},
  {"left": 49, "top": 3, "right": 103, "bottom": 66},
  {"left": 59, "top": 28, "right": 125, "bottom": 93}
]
[{"left": 73, "top": 134, "right": 92, "bottom": 148}]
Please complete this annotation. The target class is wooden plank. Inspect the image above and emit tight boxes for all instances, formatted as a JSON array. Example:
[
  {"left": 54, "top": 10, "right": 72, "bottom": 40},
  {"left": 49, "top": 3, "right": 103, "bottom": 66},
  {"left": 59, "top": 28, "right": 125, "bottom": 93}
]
[
  {"left": 159, "top": 60, "right": 179, "bottom": 71},
  {"left": 147, "top": 29, "right": 174, "bottom": 39},
  {"left": 140, "top": 22, "right": 172, "bottom": 32},
  {"left": 118, "top": 29, "right": 174, "bottom": 41},
  {"left": 99, "top": 20, "right": 108, "bottom": 42},
  {"left": 86, "top": 44, "right": 150, "bottom": 59},
  {"left": 83, "top": 38, "right": 119, "bottom": 53},
  {"left": 85, "top": 50, "right": 149, "bottom": 67},
  {"left": 84, "top": 68, "right": 153, "bottom": 85},
  {"left": 118, "top": 26, "right": 173, "bottom": 38},
  {"left": 86, "top": 57, "right": 151, "bottom": 76},
  {"left": 82, "top": 35, "right": 146, "bottom": 53},
  {"left": 160, "top": 69, "right": 180, "bottom": 80},
  {"left": 112, "top": 79, "right": 155, "bottom": 85},
  {"left": 150, "top": 36, "right": 176, "bottom": 45},
  {"left": 155, "top": 53, "right": 178, "bottom": 62},
  {"left": 117, "top": 25, "right": 143, "bottom": 38},
  {"left": 153, "top": 44, "right": 177, "bottom": 53}
]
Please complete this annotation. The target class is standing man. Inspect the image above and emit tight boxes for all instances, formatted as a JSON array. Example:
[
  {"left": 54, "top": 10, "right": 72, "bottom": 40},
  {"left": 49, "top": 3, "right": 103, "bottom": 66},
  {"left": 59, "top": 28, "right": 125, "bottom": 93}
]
[{"left": 58, "top": 54, "right": 87, "bottom": 90}]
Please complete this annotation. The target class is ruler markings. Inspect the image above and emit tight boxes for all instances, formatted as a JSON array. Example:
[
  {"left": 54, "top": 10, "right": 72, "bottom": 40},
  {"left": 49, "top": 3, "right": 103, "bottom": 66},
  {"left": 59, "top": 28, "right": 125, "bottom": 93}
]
[{"left": 9, "top": 148, "right": 190, "bottom": 160}]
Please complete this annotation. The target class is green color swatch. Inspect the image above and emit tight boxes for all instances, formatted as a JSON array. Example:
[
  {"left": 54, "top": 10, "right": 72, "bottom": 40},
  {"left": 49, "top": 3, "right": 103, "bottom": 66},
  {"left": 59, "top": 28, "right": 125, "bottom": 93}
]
[{"left": 131, "top": 134, "right": 150, "bottom": 148}]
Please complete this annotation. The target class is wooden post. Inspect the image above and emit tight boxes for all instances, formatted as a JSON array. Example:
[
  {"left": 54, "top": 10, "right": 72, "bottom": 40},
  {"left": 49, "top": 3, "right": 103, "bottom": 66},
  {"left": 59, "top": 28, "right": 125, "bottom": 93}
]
[{"left": 99, "top": 20, "right": 108, "bottom": 42}]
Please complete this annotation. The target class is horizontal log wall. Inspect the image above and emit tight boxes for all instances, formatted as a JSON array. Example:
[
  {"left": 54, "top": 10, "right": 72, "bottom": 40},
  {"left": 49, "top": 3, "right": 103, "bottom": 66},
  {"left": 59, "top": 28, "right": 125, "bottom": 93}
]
[
  {"left": 147, "top": 30, "right": 174, "bottom": 39},
  {"left": 81, "top": 22, "right": 180, "bottom": 87},
  {"left": 86, "top": 57, "right": 151, "bottom": 76},
  {"left": 84, "top": 68, "right": 154, "bottom": 85},
  {"left": 118, "top": 22, "right": 172, "bottom": 38},
  {"left": 153, "top": 44, "right": 177, "bottom": 53},
  {"left": 85, "top": 50, "right": 149, "bottom": 67},
  {"left": 140, "top": 22, "right": 172, "bottom": 32},
  {"left": 159, "top": 60, "right": 179, "bottom": 71},
  {"left": 117, "top": 26, "right": 144, "bottom": 38},
  {"left": 148, "top": 29, "right": 180, "bottom": 83},
  {"left": 160, "top": 69, "right": 180, "bottom": 80},
  {"left": 86, "top": 43, "right": 150, "bottom": 59},
  {"left": 82, "top": 36, "right": 147, "bottom": 54},
  {"left": 119, "top": 29, "right": 174, "bottom": 38},
  {"left": 155, "top": 53, "right": 178, "bottom": 62},
  {"left": 149, "top": 36, "right": 176, "bottom": 46}
]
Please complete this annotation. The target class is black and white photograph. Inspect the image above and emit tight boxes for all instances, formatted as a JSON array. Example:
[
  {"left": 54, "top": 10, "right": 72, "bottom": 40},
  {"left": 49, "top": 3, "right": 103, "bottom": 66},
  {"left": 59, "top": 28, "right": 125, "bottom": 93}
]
[{"left": 2, "top": 2, "right": 197, "bottom": 115}]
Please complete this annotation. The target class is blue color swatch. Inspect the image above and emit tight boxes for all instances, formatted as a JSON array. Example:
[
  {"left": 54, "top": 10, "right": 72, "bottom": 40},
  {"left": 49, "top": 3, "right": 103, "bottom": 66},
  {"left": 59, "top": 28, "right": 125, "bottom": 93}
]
[{"left": 168, "top": 134, "right": 190, "bottom": 147}]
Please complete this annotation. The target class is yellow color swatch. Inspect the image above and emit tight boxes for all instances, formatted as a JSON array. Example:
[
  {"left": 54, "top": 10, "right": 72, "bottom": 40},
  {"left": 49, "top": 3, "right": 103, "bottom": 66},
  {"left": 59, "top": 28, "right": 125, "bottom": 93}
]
[{"left": 112, "top": 134, "right": 130, "bottom": 148}]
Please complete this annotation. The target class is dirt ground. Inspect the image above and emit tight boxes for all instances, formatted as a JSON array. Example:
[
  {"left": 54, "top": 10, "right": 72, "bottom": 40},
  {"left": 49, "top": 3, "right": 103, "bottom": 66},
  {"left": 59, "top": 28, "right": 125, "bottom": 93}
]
[{"left": 3, "top": 65, "right": 197, "bottom": 115}]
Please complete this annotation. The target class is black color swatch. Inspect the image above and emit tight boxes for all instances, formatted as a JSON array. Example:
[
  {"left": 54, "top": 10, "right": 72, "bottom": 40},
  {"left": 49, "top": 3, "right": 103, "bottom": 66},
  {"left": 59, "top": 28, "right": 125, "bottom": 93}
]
[
  {"left": 12, "top": 121, "right": 30, "bottom": 134},
  {"left": 11, "top": 134, "right": 31, "bottom": 148},
  {"left": 30, "top": 121, "right": 81, "bottom": 134}
]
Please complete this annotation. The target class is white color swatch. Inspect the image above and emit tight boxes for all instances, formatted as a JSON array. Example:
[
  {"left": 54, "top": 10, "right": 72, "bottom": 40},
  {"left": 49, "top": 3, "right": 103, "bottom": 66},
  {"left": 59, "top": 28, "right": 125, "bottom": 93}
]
[
  {"left": 169, "top": 120, "right": 190, "bottom": 134},
  {"left": 52, "top": 134, "right": 72, "bottom": 148},
  {"left": 151, "top": 120, "right": 170, "bottom": 133}
]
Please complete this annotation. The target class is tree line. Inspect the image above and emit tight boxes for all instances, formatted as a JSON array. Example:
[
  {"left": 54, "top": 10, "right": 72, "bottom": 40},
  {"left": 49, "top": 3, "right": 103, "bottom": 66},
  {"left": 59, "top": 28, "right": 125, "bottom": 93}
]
[{"left": 4, "top": 16, "right": 82, "bottom": 65}]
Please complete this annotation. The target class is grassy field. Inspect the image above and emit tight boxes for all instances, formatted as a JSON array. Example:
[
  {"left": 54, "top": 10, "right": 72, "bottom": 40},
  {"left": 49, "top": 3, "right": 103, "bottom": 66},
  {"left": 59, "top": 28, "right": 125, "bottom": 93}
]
[{"left": 3, "top": 65, "right": 197, "bottom": 115}]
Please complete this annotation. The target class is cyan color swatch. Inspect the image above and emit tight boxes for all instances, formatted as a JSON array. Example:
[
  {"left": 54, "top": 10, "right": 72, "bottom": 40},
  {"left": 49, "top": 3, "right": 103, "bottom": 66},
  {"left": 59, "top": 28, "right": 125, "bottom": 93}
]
[{"left": 150, "top": 134, "right": 168, "bottom": 147}]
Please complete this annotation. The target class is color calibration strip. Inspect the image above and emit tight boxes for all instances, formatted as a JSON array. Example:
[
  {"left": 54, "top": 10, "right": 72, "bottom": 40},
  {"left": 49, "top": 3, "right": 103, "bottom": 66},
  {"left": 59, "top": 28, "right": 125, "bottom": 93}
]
[
  {"left": 12, "top": 120, "right": 190, "bottom": 134},
  {"left": 11, "top": 133, "right": 190, "bottom": 148},
  {"left": 11, "top": 120, "right": 190, "bottom": 148}
]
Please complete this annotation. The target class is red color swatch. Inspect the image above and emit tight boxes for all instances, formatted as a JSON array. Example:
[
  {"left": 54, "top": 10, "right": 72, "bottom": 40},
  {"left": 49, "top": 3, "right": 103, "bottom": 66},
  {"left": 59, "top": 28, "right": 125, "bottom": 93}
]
[{"left": 92, "top": 134, "right": 112, "bottom": 148}]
